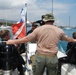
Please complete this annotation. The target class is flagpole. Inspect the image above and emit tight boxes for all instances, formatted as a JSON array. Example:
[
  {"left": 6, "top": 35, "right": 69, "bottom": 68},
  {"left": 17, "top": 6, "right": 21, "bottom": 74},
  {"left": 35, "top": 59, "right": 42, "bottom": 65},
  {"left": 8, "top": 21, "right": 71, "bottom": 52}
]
[
  {"left": 25, "top": 3, "right": 27, "bottom": 34},
  {"left": 25, "top": 3, "right": 28, "bottom": 61},
  {"left": 24, "top": 3, "right": 29, "bottom": 71}
]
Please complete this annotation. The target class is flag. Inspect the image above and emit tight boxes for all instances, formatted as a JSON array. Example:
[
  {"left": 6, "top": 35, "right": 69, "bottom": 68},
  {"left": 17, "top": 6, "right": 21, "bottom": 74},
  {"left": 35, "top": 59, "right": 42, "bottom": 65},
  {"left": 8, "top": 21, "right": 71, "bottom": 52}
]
[
  {"left": 12, "top": 22, "right": 26, "bottom": 39},
  {"left": 12, "top": 4, "right": 27, "bottom": 39},
  {"left": 21, "top": 4, "right": 27, "bottom": 22}
]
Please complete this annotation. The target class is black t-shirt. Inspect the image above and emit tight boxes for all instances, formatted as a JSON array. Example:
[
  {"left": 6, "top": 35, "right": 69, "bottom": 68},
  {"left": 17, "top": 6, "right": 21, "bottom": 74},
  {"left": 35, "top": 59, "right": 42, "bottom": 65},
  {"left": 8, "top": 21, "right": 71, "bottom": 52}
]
[
  {"left": 66, "top": 42, "right": 74, "bottom": 52},
  {"left": 35, "top": 20, "right": 45, "bottom": 26},
  {"left": 27, "top": 29, "right": 33, "bottom": 35},
  {"left": 0, "top": 44, "right": 25, "bottom": 70}
]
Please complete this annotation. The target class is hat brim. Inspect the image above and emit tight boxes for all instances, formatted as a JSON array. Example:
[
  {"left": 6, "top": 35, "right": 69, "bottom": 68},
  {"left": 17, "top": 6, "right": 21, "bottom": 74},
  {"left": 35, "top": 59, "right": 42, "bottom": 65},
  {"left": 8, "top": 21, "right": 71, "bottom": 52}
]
[{"left": 43, "top": 18, "right": 55, "bottom": 22}]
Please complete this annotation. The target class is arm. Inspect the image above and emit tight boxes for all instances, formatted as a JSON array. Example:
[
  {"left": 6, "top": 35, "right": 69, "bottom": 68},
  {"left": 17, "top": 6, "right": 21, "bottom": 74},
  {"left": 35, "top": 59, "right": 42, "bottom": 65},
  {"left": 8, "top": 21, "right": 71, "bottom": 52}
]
[
  {"left": 61, "top": 33, "right": 76, "bottom": 42},
  {"left": 6, "top": 29, "right": 37, "bottom": 45},
  {"left": 6, "top": 37, "right": 30, "bottom": 44},
  {"left": 64, "top": 36, "right": 76, "bottom": 42}
]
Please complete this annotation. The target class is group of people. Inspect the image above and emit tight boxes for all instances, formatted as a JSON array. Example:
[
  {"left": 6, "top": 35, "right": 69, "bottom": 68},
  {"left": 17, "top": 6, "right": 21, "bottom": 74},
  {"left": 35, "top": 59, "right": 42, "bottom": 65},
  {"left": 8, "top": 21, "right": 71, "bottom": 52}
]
[
  {"left": 0, "top": 13, "right": 76, "bottom": 75},
  {"left": 5, "top": 12, "right": 76, "bottom": 75}
]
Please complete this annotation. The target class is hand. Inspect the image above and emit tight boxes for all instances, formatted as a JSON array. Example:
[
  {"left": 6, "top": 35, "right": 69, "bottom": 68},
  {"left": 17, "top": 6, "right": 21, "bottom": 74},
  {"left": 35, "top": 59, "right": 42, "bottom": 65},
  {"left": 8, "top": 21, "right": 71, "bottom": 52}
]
[{"left": 6, "top": 40, "right": 14, "bottom": 44}]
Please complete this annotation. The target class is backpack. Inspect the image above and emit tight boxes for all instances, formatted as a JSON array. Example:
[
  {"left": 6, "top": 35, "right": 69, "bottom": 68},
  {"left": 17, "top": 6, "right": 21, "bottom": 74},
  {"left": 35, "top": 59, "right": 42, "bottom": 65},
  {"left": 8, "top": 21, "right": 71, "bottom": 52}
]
[{"left": 58, "top": 43, "right": 76, "bottom": 64}]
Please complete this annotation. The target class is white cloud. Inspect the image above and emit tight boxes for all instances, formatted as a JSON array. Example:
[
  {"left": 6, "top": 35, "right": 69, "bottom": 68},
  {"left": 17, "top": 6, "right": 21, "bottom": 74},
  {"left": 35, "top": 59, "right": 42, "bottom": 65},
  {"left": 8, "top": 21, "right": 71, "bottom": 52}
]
[{"left": 0, "top": 0, "right": 75, "bottom": 24}]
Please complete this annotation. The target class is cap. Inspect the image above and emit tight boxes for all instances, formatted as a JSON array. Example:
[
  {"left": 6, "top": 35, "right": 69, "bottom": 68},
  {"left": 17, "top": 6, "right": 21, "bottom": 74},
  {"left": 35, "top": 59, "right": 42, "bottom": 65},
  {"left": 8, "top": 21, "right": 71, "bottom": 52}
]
[{"left": 42, "top": 13, "right": 55, "bottom": 22}]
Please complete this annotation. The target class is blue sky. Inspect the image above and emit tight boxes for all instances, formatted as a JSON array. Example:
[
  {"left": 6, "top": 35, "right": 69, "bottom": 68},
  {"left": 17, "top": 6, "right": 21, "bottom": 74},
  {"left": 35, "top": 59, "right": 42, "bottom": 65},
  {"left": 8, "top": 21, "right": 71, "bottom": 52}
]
[{"left": 0, "top": 0, "right": 76, "bottom": 27}]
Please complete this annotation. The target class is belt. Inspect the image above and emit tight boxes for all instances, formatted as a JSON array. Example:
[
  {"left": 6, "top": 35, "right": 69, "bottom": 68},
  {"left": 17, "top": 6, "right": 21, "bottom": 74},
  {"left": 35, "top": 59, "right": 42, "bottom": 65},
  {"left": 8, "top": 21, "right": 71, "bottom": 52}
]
[{"left": 36, "top": 52, "right": 57, "bottom": 58}]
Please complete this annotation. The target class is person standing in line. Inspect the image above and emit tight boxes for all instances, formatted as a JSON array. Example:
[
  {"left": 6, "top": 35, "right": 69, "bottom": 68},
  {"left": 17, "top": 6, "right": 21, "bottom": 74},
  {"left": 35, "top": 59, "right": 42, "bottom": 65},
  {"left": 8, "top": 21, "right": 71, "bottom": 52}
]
[
  {"left": 0, "top": 30, "right": 25, "bottom": 75},
  {"left": 58, "top": 32, "right": 76, "bottom": 75},
  {"left": 35, "top": 15, "right": 45, "bottom": 26},
  {"left": 66, "top": 32, "right": 76, "bottom": 51},
  {"left": 27, "top": 22, "right": 40, "bottom": 35},
  {"left": 27, "top": 22, "right": 40, "bottom": 64},
  {"left": 6, "top": 13, "right": 76, "bottom": 75}
]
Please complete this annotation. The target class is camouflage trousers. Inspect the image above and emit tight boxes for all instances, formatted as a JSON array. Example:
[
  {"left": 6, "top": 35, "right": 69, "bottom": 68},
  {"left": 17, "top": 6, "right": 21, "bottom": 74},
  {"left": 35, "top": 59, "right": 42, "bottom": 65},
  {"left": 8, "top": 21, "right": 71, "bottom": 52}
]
[{"left": 32, "top": 52, "right": 58, "bottom": 75}]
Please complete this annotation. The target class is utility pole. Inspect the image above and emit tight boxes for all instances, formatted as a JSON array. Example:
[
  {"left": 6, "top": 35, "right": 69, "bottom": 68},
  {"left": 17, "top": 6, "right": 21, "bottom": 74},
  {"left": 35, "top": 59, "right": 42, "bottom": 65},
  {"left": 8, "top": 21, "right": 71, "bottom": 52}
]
[
  {"left": 6, "top": 10, "right": 7, "bottom": 26},
  {"left": 69, "top": 16, "right": 70, "bottom": 27},
  {"left": 52, "top": 0, "right": 53, "bottom": 14}
]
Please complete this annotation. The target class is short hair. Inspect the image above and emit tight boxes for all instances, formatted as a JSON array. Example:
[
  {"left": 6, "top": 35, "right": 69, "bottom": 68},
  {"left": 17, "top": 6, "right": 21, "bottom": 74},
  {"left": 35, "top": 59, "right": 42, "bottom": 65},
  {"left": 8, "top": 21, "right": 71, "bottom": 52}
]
[
  {"left": 0, "top": 30, "right": 9, "bottom": 38},
  {"left": 73, "top": 32, "right": 76, "bottom": 39},
  {"left": 41, "top": 15, "right": 44, "bottom": 19},
  {"left": 32, "top": 22, "right": 40, "bottom": 27}
]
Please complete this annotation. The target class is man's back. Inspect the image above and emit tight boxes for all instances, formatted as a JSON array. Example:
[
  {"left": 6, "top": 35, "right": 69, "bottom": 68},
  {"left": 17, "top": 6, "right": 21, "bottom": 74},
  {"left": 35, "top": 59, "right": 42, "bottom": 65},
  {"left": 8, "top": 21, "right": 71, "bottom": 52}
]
[{"left": 26, "top": 24, "right": 65, "bottom": 55}]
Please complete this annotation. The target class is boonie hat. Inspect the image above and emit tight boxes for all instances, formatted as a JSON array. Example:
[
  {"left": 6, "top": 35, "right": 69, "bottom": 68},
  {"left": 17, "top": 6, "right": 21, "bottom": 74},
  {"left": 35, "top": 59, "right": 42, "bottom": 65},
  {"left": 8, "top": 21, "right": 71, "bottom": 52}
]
[{"left": 43, "top": 13, "right": 55, "bottom": 22}]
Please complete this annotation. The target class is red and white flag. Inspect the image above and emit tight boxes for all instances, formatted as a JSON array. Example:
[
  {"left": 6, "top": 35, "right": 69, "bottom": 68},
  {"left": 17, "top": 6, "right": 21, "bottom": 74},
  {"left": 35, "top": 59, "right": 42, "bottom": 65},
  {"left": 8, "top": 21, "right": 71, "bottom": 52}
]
[
  {"left": 12, "top": 22, "right": 26, "bottom": 39},
  {"left": 12, "top": 4, "right": 27, "bottom": 39}
]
